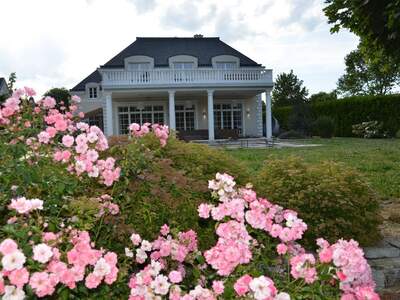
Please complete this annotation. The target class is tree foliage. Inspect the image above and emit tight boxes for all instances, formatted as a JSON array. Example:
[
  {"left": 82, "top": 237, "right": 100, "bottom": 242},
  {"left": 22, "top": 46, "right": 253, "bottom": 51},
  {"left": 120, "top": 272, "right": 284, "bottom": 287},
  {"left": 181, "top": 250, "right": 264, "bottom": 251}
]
[
  {"left": 7, "top": 72, "right": 16, "bottom": 91},
  {"left": 309, "top": 91, "right": 337, "bottom": 103},
  {"left": 44, "top": 87, "right": 71, "bottom": 108},
  {"left": 337, "top": 45, "right": 400, "bottom": 96},
  {"left": 272, "top": 70, "right": 309, "bottom": 107},
  {"left": 324, "top": 0, "right": 400, "bottom": 62}
]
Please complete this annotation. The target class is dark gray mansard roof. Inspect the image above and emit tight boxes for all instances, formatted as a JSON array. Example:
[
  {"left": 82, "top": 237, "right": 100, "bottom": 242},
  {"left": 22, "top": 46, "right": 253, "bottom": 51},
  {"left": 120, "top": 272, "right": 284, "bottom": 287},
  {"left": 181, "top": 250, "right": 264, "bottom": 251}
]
[{"left": 71, "top": 37, "right": 261, "bottom": 91}]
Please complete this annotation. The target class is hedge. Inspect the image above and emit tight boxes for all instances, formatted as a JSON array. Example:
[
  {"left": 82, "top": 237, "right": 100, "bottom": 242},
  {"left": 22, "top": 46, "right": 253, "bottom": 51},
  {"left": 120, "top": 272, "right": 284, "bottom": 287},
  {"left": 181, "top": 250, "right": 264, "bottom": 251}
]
[{"left": 273, "top": 94, "right": 400, "bottom": 137}]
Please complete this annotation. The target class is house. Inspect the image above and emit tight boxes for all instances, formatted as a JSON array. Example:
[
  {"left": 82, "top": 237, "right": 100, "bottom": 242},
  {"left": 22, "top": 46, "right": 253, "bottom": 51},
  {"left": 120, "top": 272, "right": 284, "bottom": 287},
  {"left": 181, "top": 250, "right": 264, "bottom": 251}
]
[
  {"left": 0, "top": 78, "right": 9, "bottom": 97},
  {"left": 71, "top": 36, "right": 273, "bottom": 141}
]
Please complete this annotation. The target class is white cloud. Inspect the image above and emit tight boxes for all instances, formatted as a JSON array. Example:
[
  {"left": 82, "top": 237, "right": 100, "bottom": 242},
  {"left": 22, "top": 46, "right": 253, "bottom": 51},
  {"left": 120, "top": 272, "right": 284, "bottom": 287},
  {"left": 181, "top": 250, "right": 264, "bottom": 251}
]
[{"left": 0, "top": 0, "right": 359, "bottom": 95}]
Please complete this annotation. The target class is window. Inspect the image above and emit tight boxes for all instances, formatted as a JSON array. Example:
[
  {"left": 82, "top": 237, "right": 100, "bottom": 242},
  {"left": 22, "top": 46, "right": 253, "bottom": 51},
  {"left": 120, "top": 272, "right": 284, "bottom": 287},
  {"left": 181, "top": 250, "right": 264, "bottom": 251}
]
[
  {"left": 127, "top": 62, "right": 151, "bottom": 71},
  {"left": 173, "top": 62, "right": 195, "bottom": 69},
  {"left": 82, "top": 110, "right": 104, "bottom": 131},
  {"left": 175, "top": 105, "right": 195, "bottom": 131},
  {"left": 213, "top": 103, "right": 242, "bottom": 133},
  {"left": 87, "top": 114, "right": 104, "bottom": 131},
  {"left": 118, "top": 105, "right": 165, "bottom": 135},
  {"left": 88, "top": 87, "right": 98, "bottom": 99},
  {"left": 215, "top": 62, "right": 237, "bottom": 69}
]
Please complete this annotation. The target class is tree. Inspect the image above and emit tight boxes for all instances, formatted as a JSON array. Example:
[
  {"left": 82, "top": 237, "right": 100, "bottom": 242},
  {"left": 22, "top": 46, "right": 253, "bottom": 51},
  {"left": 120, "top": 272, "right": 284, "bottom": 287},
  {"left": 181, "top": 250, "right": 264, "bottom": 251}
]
[
  {"left": 337, "top": 45, "right": 400, "bottom": 96},
  {"left": 324, "top": 0, "right": 400, "bottom": 62},
  {"left": 7, "top": 72, "right": 16, "bottom": 92},
  {"left": 309, "top": 91, "right": 337, "bottom": 103},
  {"left": 272, "top": 70, "right": 309, "bottom": 107},
  {"left": 44, "top": 87, "right": 71, "bottom": 108}
]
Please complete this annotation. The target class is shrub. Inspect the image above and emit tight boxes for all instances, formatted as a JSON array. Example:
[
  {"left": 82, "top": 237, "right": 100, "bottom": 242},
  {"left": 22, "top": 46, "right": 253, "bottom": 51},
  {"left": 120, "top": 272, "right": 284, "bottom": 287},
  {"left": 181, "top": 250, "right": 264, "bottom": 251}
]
[
  {"left": 108, "top": 135, "right": 251, "bottom": 250},
  {"left": 352, "top": 120, "right": 388, "bottom": 138},
  {"left": 287, "top": 103, "right": 312, "bottom": 135},
  {"left": 274, "top": 94, "right": 400, "bottom": 137},
  {"left": 312, "top": 115, "right": 335, "bottom": 138},
  {"left": 278, "top": 130, "right": 306, "bottom": 139},
  {"left": 254, "top": 156, "right": 381, "bottom": 248}
]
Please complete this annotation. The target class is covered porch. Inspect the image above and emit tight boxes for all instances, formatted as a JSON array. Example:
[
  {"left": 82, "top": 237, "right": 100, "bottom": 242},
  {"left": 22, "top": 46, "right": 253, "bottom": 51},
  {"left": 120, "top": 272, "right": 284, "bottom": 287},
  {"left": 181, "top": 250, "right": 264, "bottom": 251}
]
[{"left": 103, "top": 88, "right": 273, "bottom": 141}]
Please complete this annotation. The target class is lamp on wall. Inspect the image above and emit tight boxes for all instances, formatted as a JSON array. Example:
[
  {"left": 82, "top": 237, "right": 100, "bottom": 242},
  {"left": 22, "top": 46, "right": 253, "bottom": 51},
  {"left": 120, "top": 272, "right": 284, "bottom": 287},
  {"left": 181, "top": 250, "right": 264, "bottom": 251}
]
[
  {"left": 202, "top": 109, "right": 207, "bottom": 119},
  {"left": 246, "top": 108, "right": 251, "bottom": 118}
]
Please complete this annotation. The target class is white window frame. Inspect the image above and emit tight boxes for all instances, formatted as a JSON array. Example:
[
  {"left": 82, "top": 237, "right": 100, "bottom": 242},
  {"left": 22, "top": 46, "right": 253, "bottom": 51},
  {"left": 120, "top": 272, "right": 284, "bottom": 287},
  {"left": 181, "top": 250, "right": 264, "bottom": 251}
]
[
  {"left": 175, "top": 103, "right": 197, "bottom": 131},
  {"left": 127, "top": 62, "right": 151, "bottom": 71},
  {"left": 87, "top": 85, "right": 99, "bottom": 100},
  {"left": 172, "top": 62, "right": 195, "bottom": 70},
  {"left": 215, "top": 62, "right": 238, "bottom": 70},
  {"left": 213, "top": 101, "right": 244, "bottom": 133},
  {"left": 117, "top": 103, "right": 166, "bottom": 135}
]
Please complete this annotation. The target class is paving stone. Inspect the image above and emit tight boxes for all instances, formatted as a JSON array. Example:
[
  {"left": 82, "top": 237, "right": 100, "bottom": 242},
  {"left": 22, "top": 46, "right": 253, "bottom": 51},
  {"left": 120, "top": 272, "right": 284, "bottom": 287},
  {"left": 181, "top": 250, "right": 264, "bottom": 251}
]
[
  {"left": 365, "top": 246, "right": 400, "bottom": 259},
  {"left": 369, "top": 258, "right": 400, "bottom": 269},
  {"left": 372, "top": 269, "right": 386, "bottom": 289},
  {"left": 386, "top": 238, "right": 400, "bottom": 249},
  {"left": 369, "top": 258, "right": 400, "bottom": 289}
]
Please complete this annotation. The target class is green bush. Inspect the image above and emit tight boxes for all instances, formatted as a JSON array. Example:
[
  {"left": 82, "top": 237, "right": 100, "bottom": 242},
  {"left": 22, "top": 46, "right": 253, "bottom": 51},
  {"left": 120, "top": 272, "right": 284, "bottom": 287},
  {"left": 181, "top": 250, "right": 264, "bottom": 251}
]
[
  {"left": 254, "top": 156, "right": 381, "bottom": 248},
  {"left": 107, "top": 136, "right": 251, "bottom": 250},
  {"left": 274, "top": 94, "right": 400, "bottom": 137},
  {"left": 313, "top": 116, "right": 335, "bottom": 138}
]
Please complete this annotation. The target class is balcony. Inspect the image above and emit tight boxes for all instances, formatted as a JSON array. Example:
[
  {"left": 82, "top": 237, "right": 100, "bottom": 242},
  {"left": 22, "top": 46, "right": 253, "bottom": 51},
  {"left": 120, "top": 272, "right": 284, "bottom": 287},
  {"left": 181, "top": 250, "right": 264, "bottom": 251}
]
[{"left": 99, "top": 68, "right": 273, "bottom": 89}]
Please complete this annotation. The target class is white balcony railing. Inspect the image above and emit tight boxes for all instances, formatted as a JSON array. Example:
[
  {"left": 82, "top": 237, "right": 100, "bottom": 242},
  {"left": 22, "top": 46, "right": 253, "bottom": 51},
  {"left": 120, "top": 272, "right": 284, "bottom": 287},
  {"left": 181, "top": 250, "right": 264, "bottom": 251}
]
[{"left": 100, "top": 68, "right": 272, "bottom": 88}]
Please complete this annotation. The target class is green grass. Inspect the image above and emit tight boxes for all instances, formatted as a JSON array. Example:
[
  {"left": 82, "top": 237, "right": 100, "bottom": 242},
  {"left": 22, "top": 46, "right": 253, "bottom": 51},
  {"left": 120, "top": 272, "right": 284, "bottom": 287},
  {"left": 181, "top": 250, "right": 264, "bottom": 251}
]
[{"left": 226, "top": 138, "right": 400, "bottom": 200}]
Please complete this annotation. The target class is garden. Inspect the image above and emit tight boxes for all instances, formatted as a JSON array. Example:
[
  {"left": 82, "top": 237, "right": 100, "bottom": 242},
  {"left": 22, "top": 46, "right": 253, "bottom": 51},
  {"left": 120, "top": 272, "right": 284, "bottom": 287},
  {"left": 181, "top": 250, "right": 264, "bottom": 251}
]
[{"left": 0, "top": 88, "right": 381, "bottom": 299}]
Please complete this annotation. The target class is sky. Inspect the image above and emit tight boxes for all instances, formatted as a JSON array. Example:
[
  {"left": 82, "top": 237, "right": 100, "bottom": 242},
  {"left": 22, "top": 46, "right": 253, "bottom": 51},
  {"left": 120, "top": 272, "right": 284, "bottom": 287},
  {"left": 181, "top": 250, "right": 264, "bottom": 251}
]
[{"left": 0, "top": 0, "right": 359, "bottom": 96}]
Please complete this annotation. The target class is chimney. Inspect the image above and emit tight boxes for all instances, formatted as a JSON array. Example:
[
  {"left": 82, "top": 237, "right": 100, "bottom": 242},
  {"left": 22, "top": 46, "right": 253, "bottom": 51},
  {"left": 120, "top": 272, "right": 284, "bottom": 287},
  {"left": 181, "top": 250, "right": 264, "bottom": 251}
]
[{"left": 193, "top": 34, "right": 203, "bottom": 38}]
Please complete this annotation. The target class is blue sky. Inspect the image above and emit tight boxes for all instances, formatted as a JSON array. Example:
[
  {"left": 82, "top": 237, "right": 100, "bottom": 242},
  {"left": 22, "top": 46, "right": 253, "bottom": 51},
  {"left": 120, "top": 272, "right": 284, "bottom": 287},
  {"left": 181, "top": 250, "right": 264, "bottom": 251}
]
[{"left": 0, "top": 0, "right": 359, "bottom": 96}]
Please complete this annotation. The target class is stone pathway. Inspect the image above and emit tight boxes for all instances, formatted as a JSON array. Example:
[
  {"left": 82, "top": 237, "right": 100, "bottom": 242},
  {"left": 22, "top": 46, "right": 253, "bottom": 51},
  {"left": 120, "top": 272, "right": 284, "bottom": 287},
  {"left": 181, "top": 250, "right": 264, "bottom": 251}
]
[{"left": 365, "top": 238, "right": 400, "bottom": 296}]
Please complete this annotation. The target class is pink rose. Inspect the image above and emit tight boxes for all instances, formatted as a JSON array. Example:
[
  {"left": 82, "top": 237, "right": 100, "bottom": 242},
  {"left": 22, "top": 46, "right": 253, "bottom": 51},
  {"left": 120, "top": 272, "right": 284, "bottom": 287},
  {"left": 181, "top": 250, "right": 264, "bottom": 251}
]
[
  {"left": 168, "top": 271, "right": 183, "bottom": 283},
  {"left": 234, "top": 274, "right": 252, "bottom": 296},
  {"left": 0, "top": 239, "right": 18, "bottom": 255}
]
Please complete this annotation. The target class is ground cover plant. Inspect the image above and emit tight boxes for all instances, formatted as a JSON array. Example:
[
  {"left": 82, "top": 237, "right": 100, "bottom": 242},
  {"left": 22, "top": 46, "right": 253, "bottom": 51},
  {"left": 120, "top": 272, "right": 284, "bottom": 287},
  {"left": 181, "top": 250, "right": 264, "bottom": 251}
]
[{"left": 0, "top": 88, "right": 380, "bottom": 299}]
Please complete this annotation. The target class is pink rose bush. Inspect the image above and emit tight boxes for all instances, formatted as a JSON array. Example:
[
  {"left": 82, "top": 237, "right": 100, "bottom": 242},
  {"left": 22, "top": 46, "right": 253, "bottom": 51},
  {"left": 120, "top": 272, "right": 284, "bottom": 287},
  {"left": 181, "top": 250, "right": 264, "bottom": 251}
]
[
  {"left": 129, "top": 122, "right": 169, "bottom": 147},
  {"left": 0, "top": 87, "right": 120, "bottom": 186},
  {"left": 0, "top": 209, "right": 119, "bottom": 298}
]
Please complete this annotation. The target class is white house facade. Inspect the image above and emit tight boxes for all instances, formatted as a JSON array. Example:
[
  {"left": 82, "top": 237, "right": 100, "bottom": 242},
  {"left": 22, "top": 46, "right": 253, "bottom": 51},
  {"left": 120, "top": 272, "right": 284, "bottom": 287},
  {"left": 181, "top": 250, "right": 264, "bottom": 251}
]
[{"left": 71, "top": 36, "right": 273, "bottom": 141}]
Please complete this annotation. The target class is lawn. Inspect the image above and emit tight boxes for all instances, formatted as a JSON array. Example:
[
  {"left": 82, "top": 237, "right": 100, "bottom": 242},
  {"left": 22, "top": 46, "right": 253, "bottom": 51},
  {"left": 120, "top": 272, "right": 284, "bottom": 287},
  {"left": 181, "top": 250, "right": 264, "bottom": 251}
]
[{"left": 227, "top": 138, "right": 400, "bottom": 200}]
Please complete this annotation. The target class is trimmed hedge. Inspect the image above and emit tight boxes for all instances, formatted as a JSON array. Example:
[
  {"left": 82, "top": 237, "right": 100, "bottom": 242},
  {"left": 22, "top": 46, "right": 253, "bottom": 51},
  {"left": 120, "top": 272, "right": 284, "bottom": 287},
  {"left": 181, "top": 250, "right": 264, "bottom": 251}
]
[{"left": 274, "top": 94, "right": 400, "bottom": 136}]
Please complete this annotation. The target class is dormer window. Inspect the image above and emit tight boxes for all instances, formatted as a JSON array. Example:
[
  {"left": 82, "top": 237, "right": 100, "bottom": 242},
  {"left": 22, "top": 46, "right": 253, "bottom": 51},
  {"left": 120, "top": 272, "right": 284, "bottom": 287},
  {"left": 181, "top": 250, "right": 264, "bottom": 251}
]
[
  {"left": 89, "top": 87, "right": 98, "bottom": 99},
  {"left": 215, "top": 62, "right": 237, "bottom": 69},
  {"left": 173, "top": 62, "right": 195, "bottom": 69},
  {"left": 127, "top": 62, "right": 151, "bottom": 71}
]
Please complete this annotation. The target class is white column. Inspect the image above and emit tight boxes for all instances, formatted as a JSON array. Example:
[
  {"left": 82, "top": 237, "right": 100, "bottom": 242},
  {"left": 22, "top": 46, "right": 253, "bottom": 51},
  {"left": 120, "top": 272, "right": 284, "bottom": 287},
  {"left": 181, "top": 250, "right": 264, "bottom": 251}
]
[
  {"left": 105, "top": 92, "right": 113, "bottom": 136},
  {"left": 265, "top": 89, "right": 272, "bottom": 140},
  {"left": 168, "top": 90, "right": 176, "bottom": 130},
  {"left": 207, "top": 89, "right": 214, "bottom": 141}
]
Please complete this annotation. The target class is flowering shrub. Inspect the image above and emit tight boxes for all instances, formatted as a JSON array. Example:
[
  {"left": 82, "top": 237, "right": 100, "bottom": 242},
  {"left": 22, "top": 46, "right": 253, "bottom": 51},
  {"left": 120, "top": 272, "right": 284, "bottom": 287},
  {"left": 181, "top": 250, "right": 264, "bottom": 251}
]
[
  {"left": 0, "top": 87, "right": 380, "bottom": 299},
  {"left": 0, "top": 87, "right": 120, "bottom": 187},
  {"left": 129, "top": 122, "right": 169, "bottom": 147},
  {"left": 0, "top": 207, "right": 119, "bottom": 298},
  {"left": 352, "top": 121, "right": 388, "bottom": 138}
]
